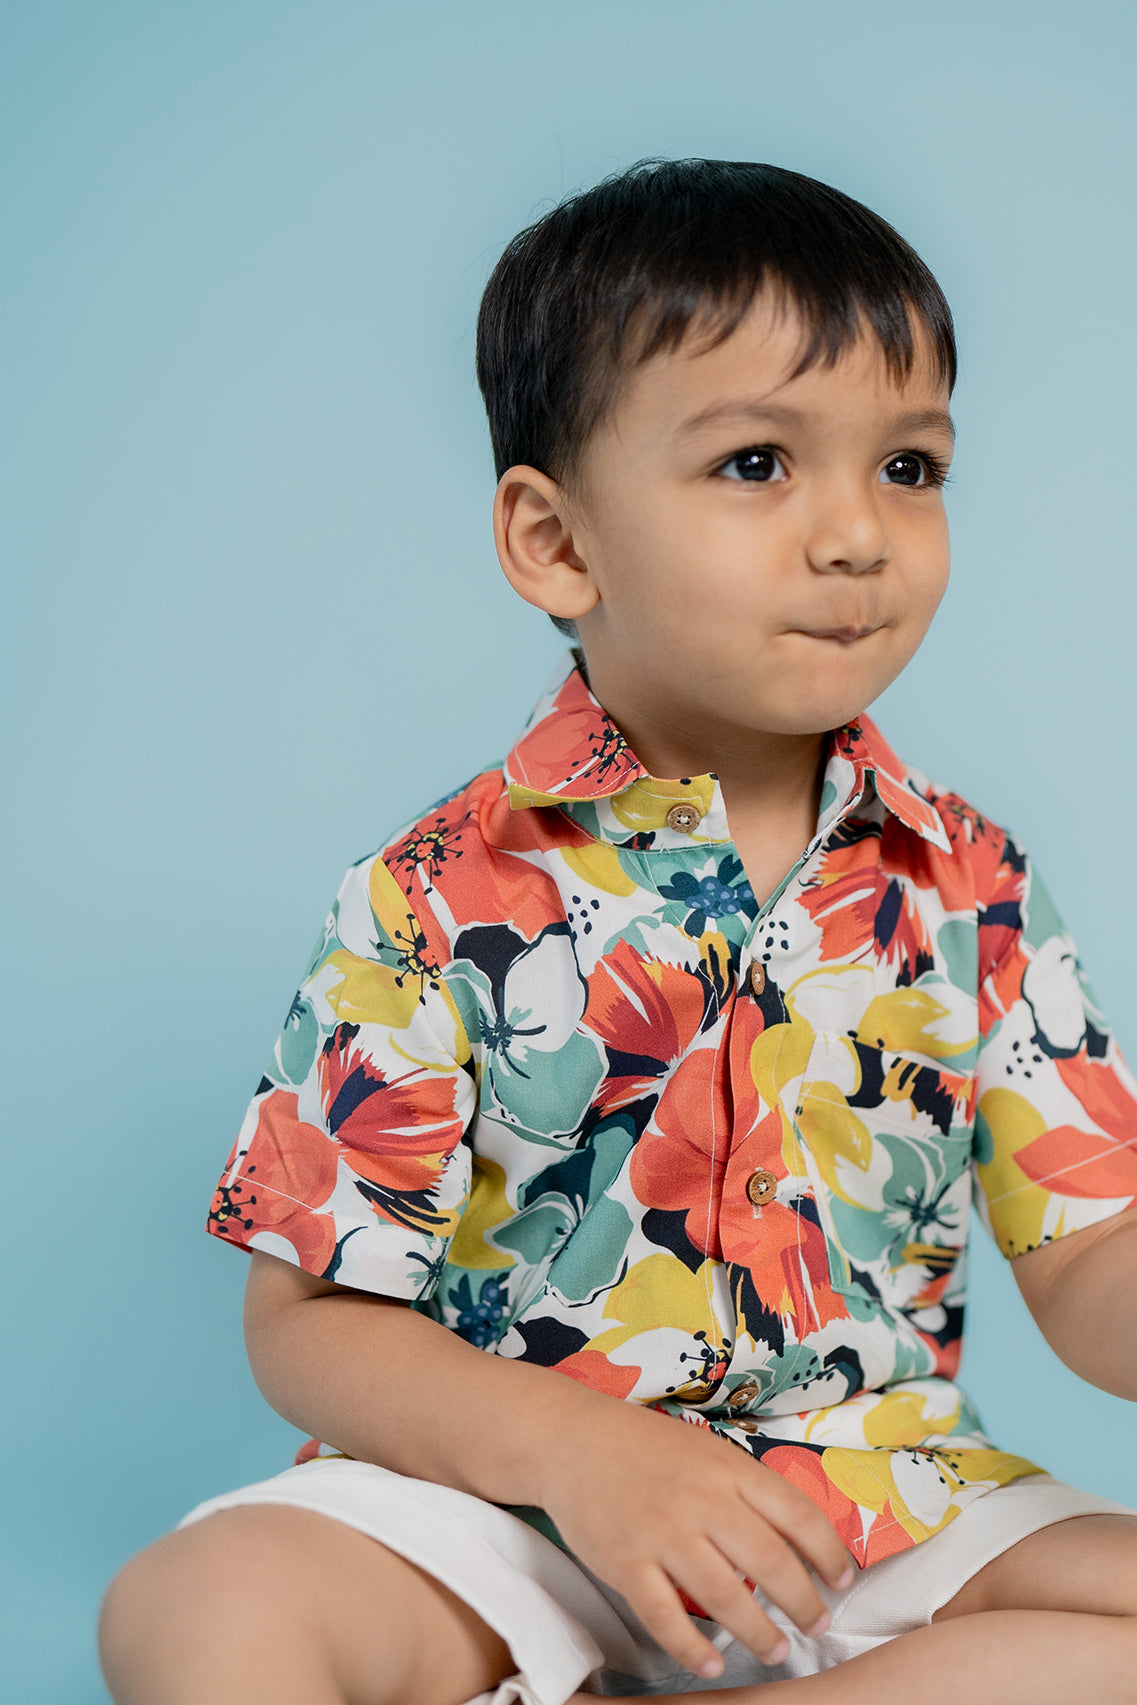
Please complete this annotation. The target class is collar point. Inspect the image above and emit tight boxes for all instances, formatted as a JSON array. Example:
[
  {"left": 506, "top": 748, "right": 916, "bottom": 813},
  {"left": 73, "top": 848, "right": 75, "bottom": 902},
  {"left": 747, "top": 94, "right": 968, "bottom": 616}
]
[{"left": 507, "top": 782, "right": 555, "bottom": 812}]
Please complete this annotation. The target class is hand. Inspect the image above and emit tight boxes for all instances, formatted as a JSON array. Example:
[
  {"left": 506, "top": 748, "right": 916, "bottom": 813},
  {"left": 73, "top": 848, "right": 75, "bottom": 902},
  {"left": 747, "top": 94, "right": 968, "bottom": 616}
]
[{"left": 538, "top": 1398, "right": 856, "bottom": 1681}]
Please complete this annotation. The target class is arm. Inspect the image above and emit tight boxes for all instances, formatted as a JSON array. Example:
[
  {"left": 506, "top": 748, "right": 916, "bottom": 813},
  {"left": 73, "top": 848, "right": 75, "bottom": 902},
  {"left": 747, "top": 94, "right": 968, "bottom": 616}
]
[
  {"left": 1012, "top": 1204, "right": 1137, "bottom": 1399},
  {"left": 244, "top": 1249, "right": 855, "bottom": 1681},
  {"left": 245, "top": 1246, "right": 615, "bottom": 1506}
]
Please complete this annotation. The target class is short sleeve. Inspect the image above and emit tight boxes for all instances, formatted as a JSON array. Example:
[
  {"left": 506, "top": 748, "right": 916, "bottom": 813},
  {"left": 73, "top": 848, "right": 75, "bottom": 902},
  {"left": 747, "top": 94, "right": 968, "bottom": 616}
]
[
  {"left": 207, "top": 850, "right": 476, "bottom": 1299},
  {"left": 973, "top": 833, "right": 1137, "bottom": 1257}
]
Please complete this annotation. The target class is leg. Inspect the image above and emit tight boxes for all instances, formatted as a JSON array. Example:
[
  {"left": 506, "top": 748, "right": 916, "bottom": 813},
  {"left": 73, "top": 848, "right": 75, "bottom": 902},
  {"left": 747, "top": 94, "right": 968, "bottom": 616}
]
[
  {"left": 932, "top": 1511, "right": 1137, "bottom": 1622},
  {"left": 99, "top": 1503, "right": 516, "bottom": 1705},
  {"left": 575, "top": 1514, "right": 1137, "bottom": 1705}
]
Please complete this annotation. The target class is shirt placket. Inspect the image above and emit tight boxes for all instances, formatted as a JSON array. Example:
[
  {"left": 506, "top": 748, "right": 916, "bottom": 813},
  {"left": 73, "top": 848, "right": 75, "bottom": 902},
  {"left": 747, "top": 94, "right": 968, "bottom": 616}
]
[{"left": 713, "top": 783, "right": 875, "bottom": 1412}]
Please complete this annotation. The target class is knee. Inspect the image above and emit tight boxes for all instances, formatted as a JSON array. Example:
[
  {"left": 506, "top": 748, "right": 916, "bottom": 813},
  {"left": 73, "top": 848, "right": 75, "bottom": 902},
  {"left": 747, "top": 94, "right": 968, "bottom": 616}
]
[
  {"left": 99, "top": 1533, "right": 190, "bottom": 1699},
  {"left": 100, "top": 1521, "right": 222, "bottom": 1695},
  {"left": 98, "top": 1508, "right": 320, "bottom": 1699}
]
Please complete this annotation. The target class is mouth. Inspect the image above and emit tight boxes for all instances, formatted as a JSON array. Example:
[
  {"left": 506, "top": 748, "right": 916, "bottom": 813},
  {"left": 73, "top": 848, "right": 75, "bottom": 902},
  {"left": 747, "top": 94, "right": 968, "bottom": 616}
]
[{"left": 797, "top": 625, "right": 883, "bottom": 644}]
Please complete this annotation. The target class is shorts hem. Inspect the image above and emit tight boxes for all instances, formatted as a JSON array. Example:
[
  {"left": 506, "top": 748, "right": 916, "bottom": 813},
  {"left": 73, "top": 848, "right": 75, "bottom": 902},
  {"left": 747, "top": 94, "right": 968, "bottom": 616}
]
[{"left": 179, "top": 1459, "right": 604, "bottom": 1705}]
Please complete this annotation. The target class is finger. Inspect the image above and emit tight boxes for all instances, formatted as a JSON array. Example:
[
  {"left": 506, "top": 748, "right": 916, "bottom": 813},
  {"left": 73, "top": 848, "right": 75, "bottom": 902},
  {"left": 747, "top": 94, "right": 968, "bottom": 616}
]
[
  {"left": 622, "top": 1560, "right": 743, "bottom": 1681},
  {"left": 739, "top": 1470, "right": 856, "bottom": 1591},
  {"left": 662, "top": 1538, "right": 793, "bottom": 1670},
  {"left": 710, "top": 1513, "right": 831, "bottom": 1637}
]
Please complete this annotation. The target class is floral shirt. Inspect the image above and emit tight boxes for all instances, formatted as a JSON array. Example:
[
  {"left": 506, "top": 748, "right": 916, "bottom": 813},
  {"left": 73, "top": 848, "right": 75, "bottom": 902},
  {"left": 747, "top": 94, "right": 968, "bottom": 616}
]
[{"left": 210, "top": 652, "right": 1137, "bottom": 1571}]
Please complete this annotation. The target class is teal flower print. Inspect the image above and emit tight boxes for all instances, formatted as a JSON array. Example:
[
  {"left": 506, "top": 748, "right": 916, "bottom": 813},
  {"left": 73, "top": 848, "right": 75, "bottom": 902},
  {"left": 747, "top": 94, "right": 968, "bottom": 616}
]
[
  {"left": 451, "top": 1272, "right": 508, "bottom": 1347},
  {"left": 657, "top": 853, "right": 756, "bottom": 937}
]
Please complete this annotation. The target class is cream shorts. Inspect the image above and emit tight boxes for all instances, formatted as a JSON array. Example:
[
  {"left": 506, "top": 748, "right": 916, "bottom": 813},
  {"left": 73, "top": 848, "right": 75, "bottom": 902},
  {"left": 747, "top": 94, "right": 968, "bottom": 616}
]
[{"left": 179, "top": 1460, "right": 1135, "bottom": 1703}]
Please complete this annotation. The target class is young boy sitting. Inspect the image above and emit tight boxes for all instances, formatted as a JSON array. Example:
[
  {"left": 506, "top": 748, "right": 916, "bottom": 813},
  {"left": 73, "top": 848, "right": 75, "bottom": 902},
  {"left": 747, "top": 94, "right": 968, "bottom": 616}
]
[{"left": 100, "top": 157, "right": 1137, "bottom": 1705}]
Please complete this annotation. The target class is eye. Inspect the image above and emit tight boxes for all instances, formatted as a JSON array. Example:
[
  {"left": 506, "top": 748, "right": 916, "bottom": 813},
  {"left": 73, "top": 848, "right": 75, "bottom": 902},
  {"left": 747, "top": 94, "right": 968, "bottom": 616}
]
[
  {"left": 717, "top": 446, "right": 788, "bottom": 483},
  {"left": 880, "top": 452, "right": 942, "bottom": 488}
]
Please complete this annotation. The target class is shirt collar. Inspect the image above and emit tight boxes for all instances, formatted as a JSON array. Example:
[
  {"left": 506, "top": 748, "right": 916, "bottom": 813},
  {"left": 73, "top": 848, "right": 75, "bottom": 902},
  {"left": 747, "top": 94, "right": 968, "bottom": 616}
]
[{"left": 505, "top": 651, "right": 950, "bottom": 853}]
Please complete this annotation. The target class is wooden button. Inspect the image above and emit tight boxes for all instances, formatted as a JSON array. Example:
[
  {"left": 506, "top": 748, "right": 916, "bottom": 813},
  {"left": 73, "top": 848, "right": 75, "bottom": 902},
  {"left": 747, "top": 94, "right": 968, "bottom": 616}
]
[
  {"left": 748, "top": 961, "right": 766, "bottom": 998},
  {"left": 665, "top": 802, "right": 702, "bottom": 834},
  {"left": 727, "top": 1379, "right": 761, "bottom": 1410},
  {"left": 746, "top": 1167, "right": 778, "bottom": 1207}
]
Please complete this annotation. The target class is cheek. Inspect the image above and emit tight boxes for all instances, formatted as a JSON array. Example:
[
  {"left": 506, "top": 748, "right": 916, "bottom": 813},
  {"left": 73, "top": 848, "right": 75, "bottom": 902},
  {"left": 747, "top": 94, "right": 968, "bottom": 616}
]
[
  {"left": 918, "top": 552, "right": 951, "bottom": 626},
  {"left": 597, "top": 509, "right": 717, "bottom": 630},
  {"left": 590, "top": 494, "right": 676, "bottom": 585},
  {"left": 898, "top": 516, "right": 951, "bottom": 622}
]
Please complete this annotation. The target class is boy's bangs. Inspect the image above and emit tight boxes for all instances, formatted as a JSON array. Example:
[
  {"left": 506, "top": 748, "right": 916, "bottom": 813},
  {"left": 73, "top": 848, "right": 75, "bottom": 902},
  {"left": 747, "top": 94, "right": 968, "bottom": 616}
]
[{"left": 610, "top": 270, "right": 948, "bottom": 402}]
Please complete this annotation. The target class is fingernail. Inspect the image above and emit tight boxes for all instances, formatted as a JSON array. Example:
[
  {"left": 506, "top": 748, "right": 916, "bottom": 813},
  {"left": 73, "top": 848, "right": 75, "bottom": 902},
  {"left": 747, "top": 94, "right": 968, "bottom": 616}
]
[
  {"left": 765, "top": 1637, "right": 790, "bottom": 1665},
  {"left": 700, "top": 1655, "right": 724, "bottom": 1679},
  {"left": 836, "top": 1565, "right": 855, "bottom": 1589},
  {"left": 809, "top": 1610, "right": 830, "bottom": 1636}
]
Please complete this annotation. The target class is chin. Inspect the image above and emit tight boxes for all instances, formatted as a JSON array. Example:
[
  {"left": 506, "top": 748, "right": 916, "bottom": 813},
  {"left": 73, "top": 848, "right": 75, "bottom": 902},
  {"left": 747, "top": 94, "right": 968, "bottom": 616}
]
[
  {"left": 757, "top": 661, "right": 902, "bottom": 735},
  {"left": 749, "top": 692, "right": 878, "bottom": 739}
]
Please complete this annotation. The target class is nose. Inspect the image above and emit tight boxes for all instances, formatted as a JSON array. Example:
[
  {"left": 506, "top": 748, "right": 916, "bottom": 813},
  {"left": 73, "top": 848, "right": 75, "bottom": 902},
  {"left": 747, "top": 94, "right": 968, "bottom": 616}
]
[{"left": 803, "top": 481, "right": 890, "bottom": 576}]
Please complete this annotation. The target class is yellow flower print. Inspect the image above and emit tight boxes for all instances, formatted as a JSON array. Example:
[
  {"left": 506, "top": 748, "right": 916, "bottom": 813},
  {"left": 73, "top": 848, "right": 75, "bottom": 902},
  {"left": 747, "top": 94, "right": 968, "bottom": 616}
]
[
  {"left": 820, "top": 1444, "right": 1041, "bottom": 1543},
  {"left": 975, "top": 1087, "right": 1052, "bottom": 1253},
  {"left": 860, "top": 1386, "right": 963, "bottom": 1448},
  {"left": 749, "top": 1021, "right": 815, "bottom": 1114},
  {"left": 561, "top": 841, "right": 639, "bottom": 897},
  {"left": 315, "top": 949, "right": 470, "bottom": 1071},
  {"left": 319, "top": 950, "right": 422, "bottom": 1030},
  {"left": 856, "top": 986, "right": 975, "bottom": 1063},
  {"left": 586, "top": 1252, "right": 727, "bottom": 1374},
  {"left": 610, "top": 775, "right": 717, "bottom": 836},
  {"left": 795, "top": 1086, "right": 872, "bottom": 1202},
  {"left": 803, "top": 1381, "right": 962, "bottom": 1450},
  {"left": 448, "top": 1156, "right": 518, "bottom": 1271}
]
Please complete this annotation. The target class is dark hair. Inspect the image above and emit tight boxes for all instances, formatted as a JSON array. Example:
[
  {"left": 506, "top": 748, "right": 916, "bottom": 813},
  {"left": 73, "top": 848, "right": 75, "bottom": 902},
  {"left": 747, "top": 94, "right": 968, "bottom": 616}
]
[{"left": 475, "top": 157, "right": 956, "bottom": 639}]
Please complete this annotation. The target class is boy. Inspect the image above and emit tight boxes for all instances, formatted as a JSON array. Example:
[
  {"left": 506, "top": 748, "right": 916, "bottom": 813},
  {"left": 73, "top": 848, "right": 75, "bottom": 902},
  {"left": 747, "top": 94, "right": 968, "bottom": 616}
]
[{"left": 100, "top": 158, "right": 1137, "bottom": 1705}]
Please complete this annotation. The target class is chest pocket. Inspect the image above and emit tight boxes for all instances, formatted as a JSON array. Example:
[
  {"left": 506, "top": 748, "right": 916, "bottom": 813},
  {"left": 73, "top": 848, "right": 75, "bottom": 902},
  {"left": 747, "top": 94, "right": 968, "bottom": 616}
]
[{"left": 792, "top": 1031, "right": 976, "bottom": 1313}]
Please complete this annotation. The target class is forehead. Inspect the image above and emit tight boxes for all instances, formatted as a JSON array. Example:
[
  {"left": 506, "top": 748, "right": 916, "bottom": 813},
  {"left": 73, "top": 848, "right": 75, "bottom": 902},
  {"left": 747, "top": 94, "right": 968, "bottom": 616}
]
[{"left": 606, "top": 291, "right": 951, "bottom": 448}]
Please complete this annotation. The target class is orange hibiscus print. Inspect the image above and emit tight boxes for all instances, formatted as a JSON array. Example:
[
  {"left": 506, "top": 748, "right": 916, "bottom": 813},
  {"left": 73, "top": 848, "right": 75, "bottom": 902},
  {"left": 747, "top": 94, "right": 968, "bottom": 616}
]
[
  {"left": 210, "top": 1092, "right": 339, "bottom": 1274},
  {"left": 319, "top": 1024, "right": 460, "bottom": 1157},
  {"left": 630, "top": 1046, "right": 728, "bottom": 1258},
  {"left": 584, "top": 940, "right": 710, "bottom": 1108},
  {"left": 799, "top": 818, "right": 934, "bottom": 981}
]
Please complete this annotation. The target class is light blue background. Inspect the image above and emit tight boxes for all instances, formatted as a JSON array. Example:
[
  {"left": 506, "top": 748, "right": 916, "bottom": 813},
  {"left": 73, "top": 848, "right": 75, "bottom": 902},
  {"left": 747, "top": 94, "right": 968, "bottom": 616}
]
[{"left": 4, "top": 2, "right": 1136, "bottom": 1698}]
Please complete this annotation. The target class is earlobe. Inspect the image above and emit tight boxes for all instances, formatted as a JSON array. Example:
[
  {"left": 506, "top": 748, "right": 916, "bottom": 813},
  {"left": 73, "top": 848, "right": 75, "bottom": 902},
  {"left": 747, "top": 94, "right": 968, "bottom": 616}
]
[{"left": 492, "top": 465, "right": 599, "bottom": 619}]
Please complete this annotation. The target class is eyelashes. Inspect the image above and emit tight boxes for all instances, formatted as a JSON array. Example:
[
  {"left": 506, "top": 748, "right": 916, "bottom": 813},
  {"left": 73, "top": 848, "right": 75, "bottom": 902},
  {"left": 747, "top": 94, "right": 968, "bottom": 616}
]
[
  {"left": 888, "top": 450, "right": 952, "bottom": 490},
  {"left": 715, "top": 446, "right": 786, "bottom": 483},
  {"left": 714, "top": 444, "right": 953, "bottom": 489}
]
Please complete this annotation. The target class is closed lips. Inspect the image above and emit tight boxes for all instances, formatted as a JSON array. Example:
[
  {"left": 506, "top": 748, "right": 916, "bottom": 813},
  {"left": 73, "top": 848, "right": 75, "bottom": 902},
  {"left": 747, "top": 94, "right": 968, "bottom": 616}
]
[{"left": 799, "top": 625, "right": 881, "bottom": 641}]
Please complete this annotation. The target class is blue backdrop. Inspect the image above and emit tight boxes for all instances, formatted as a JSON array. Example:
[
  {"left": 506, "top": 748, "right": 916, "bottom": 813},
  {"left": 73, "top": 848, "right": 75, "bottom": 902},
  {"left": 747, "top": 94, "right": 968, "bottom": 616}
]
[{"left": 4, "top": 3, "right": 1136, "bottom": 1698}]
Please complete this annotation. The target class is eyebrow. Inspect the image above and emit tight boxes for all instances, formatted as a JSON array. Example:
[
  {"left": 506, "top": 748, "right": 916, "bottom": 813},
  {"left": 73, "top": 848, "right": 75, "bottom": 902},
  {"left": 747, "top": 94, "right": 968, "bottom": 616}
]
[{"left": 674, "top": 399, "right": 957, "bottom": 442}]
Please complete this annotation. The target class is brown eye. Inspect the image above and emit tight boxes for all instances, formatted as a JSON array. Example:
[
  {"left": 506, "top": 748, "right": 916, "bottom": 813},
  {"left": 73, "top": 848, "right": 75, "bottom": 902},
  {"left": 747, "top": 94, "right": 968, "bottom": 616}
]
[
  {"left": 880, "top": 454, "right": 929, "bottom": 487},
  {"left": 720, "top": 447, "right": 787, "bottom": 482}
]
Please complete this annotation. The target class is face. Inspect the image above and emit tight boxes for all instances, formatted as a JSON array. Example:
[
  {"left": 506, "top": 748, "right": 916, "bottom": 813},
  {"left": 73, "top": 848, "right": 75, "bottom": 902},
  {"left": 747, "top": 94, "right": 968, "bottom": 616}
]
[{"left": 560, "top": 292, "right": 954, "bottom": 764}]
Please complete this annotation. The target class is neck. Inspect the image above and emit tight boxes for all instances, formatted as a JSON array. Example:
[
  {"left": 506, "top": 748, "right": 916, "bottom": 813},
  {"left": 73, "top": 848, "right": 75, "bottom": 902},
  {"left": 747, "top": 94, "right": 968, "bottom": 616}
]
[
  {"left": 586, "top": 668, "right": 829, "bottom": 817},
  {"left": 584, "top": 665, "right": 831, "bottom": 905}
]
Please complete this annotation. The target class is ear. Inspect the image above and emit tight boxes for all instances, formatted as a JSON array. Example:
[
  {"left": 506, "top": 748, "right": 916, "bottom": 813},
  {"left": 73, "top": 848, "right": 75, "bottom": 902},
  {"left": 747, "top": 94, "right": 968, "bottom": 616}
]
[{"left": 492, "top": 465, "right": 600, "bottom": 621}]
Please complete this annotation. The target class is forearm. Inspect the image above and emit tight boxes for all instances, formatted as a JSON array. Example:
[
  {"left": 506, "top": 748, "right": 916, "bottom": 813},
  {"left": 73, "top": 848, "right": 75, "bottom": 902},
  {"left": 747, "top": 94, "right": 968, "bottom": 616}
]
[
  {"left": 1024, "top": 1213, "right": 1137, "bottom": 1399},
  {"left": 242, "top": 1252, "right": 857, "bottom": 1684},
  {"left": 243, "top": 1251, "right": 617, "bottom": 1506}
]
